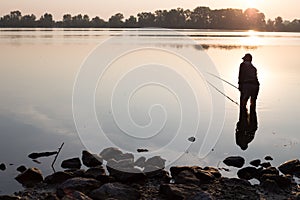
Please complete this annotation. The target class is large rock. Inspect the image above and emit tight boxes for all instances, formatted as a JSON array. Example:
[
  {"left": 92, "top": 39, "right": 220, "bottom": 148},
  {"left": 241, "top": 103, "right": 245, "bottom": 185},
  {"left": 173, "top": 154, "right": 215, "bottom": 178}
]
[
  {"left": 145, "top": 156, "right": 166, "bottom": 169},
  {"left": 61, "top": 190, "right": 92, "bottom": 200},
  {"left": 278, "top": 159, "right": 300, "bottom": 175},
  {"left": 223, "top": 156, "right": 245, "bottom": 168},
  {"left": 203, "top": 166, "right": 222, "bottom": 178},
  {"left": 16, "top": 165, "right": 26, "bottom": 173},
  {"left": 44, "top": 171, "right": 73, "bottom": 184},
  {"left": 100, "top": 147, "right": 123, "bottom": 160},
  {"left": 160, "top": 184, "right": 213, "bottom": 200},
  {"left": 249, "top": 159, "right": 261, "bottom": 167},
  {"left": 82, "top": 150, "right": 103, "bottom": 167},
  {"left": 237, "top": 167, "right": 258, "bottom": 180},
  {"left": 174, "top": 170, "right": 200, "bottom": 185},
  {"left": 84, "top": 166, "right": 106, "bottom": 179},
  {"left": 56, "top": 177, "right": 101, "bottom": 198},
  {"left": 61, "top": 157, "right": 81, "bottom": 169},
  {"left": 107, "top": 158, "right": 134, "bottom": 170},
  {"left": 89, "top": 182, "right": 140, "bottom": 200},
  {"left": 143, "top": 165, "right": 170, "bottom": 181},
  {"left": 0, "top": 195, "right": 21, "bottom": 200},
  {"left": 107, "top": 166, "right": 146, "bottom": 183},
  {"left": 260, "top": 174, "right": 292, "bottom": 189},
  {"left": 134, "top": 156, "right": 146, "bottom": 168},
  {"left": 15, "top": 167, "right": 43, "bottom": 187}
]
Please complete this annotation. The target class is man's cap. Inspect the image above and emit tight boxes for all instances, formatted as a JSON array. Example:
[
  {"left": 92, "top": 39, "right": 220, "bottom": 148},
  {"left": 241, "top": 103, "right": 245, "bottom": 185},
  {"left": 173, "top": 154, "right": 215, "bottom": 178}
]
[{"left": 242, "top": 53, "right": 252, "bottom": 61}]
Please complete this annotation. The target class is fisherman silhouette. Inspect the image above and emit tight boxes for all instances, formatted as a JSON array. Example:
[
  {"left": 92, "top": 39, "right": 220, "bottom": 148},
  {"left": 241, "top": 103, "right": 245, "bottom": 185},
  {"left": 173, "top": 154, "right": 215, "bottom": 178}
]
[
  {"left": 235, "top": 109, "right": 258, "bottom": 150},
  {"left": 238, "top": 53, "right": 259, "bottom": 113},
  {"left": 236, "top": 53, "right": 259, "bottom": 150}
]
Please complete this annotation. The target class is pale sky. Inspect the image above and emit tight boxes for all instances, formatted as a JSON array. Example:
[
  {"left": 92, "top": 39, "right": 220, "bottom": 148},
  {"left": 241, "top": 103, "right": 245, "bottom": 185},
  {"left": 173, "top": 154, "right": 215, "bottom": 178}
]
[{"left": 0, "top": 0, "right": 299, "bottom": 21}]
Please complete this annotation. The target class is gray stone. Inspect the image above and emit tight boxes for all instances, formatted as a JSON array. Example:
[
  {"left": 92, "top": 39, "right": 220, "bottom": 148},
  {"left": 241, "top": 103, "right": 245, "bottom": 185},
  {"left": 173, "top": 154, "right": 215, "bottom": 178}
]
[
  {"left": 15, "top": 167, "right": 43, "bottom": 187},
  {"left": 174, "top": 170, "right": 200, "bottom": 185},
  {"left": 134, "top": 156, "right": 146, "bottom": 168},
  {"left": 278, "top": 159, "right": 300, "bottom": 175},
  {"left": 61, "top": 190, "right": 92, "bottom": 200},
  {"left": 16, "top": 165, "right": 26, "bottom": 173},
  {"left": 223, "top": 156, "right": 245, "bottom": 168},
  {"left": 145, "top": 156, "right": 166, "bottom": 169},
  {"left": 56, "top": 177, "right": 101, "bottom": 198},
  {"left": 44, "top": 171, "right": 72, "bottom": 184},
  {"left": 90, "top": 182, "right": 140, "bottom": 200},
  {"left": 0, "top": 195, "right": 21, "bottom": 200},
  {"left": 84, "top": 166, "right": 106, "bottom": 179},
  {"left": 82, "top": 150, "right": 103, "bottom": 167},
  {"left": 160, "top": 184, "right": 213, "bottom": 200},
  {"left": 61, "top": 157, "right": 81, "bottom": 169},
  {"left": 100, "top": 147, "right": 124, "bottom": 161},
  {"left": 260, "top": 162, "right": 271, "bottom": 168},
  {"left": 237, "top": 167, "right": 258, "bottom": 180},
  {"left": 249, "top": 159, "right": 261, "bottom": 167}
]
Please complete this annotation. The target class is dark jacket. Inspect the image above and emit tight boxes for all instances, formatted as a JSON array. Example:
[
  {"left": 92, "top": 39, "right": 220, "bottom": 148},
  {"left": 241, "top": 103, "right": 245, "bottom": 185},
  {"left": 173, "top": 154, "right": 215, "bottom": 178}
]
[{"left": 238, "top": 61, "right": 259, "bottom": 87}]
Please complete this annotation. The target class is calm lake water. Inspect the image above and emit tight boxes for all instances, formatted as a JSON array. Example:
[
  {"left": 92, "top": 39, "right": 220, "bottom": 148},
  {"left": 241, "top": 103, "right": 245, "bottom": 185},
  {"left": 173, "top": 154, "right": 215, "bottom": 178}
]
[{"left": 0, "top": 28, "right": 300, "bottom": 194}]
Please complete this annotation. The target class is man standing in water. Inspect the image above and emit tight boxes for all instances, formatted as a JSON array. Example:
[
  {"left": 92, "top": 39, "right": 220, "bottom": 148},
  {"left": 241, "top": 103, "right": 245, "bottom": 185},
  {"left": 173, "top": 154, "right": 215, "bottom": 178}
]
[{"left": 238, "top": 53, "right": 260, "bottom": 112}]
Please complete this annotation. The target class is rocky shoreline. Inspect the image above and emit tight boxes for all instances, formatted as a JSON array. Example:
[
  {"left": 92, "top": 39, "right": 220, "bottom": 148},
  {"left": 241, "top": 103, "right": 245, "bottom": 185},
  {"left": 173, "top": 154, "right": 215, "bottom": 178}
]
[{"left": 1, "top": 147, "right": 300, "bottom": 200}]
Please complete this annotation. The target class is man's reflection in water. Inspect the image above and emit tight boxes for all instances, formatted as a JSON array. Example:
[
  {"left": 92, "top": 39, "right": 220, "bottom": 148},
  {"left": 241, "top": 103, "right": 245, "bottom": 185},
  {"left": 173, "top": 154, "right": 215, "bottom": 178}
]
[{"left": 235, "top": 108, "right": 258, "bottom": 150}]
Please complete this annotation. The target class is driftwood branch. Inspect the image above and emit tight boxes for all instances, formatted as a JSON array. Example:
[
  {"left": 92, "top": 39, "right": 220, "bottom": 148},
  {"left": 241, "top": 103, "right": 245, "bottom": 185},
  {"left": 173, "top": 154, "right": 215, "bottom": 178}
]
[{"left": 51, "top": 142, "right": 64, "bottom": 172}]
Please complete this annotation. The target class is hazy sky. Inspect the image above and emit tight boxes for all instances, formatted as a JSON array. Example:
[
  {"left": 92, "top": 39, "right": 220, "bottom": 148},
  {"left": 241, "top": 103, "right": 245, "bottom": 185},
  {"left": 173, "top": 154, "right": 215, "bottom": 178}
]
[{"left": 0, "top": 0, "right": 299, "bottom": 21}]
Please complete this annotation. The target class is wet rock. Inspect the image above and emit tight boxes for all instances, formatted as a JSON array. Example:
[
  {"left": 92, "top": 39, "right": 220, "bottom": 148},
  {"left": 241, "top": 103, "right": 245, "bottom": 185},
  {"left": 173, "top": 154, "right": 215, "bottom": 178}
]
[
  {"left": 203, "top": 166, "right": 222, "bottom": 178},
  {"left": 0, "top": 163, "right": 6, "bottom": 171},
  {"left": 259, "top": 167, "right": 279, "bottom": 177},
  {"left": 250, "top": 159, "right": 261, "bottom": 167},
  {"left": 237, "top": 167, "right": 258, "bottom": 180},
  {"left": 278, "top": 159, "right": 300, "bottom": 175},
  {"left": 100, "top": 147, "right": 123, "bottom": 161},
  {"left": 143, "top": 165, "right": 170, "bottom": 181},
  {"left": 107, "top": 158, "right": 134, "bottom": 170},
  {"left": 16, "top": 165, "right": 26, "bottom": 173},
  {"left": 264, "top": 156, "right": 273, "bottom": 161},
  {"left": 260, "top": 174, "right": 292, "bottom": 188},
  {"left": 223, "top": 156, "right": 245, "bottom": 168},
  {"left": 134, "top": 156, "right": 146, "bottom": 168},
  {"left": 82, "top": 150, "right": 103, "bottom": 167},
  {"left": 61, "top": 190, "right": 92, "bottom": 200},
  {"left": 44, "top": 171, "right": 72, "bottom": 184},
  {"left": 89, "top": 182, "right": 140, "bottom": 200},
  {"left": 170, "top": 166, "right": 195, "bottom": 177},
  {"left": 145, "top": 156, "right": 166, "bottom": 169},
  {"left": 261, "top": 179, "right": 280, "bottom": 193},
  {"left": 194, "top": 168, "right": 215, "bottom": 183},
  {"left": 15, "top": 167, "right": 43, "bottom": 187},
  {"left": 56, "top": 177, "right": 101, "bottom": 198},
  {"left": 107, "top": 166, "right": 146, "bottom": 183},
  {"left": 260, "top": 162, "right": 271, "bottom": 168},
  {"left": 137, "top": 148, "right": 148, "bottom": 153},
  {"left": 61, "top": 157, "right": 81, "bottom": 169},
  {"left": 84, "top": 166, "right": 106, "bottom": 179},
  {"left": 160, "top": 184, "right": 213, "bottom": 200},
  {"left": 174, "top": 170, "right": 200, "bottom": 185},
  {"left": 0, "top": 195, "right": 21, "bottom": 200},
  {"left": 65, "top": 169, "right": 85, "bottom": 177}
]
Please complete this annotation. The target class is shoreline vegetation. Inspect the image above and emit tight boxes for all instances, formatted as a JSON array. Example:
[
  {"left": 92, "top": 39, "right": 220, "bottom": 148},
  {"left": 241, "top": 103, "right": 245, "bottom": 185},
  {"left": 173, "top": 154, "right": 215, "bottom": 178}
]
[
  {"left": 1, "top": 147, "right": 300, "bottom": 199},
  {"left": 0, "top": 6, "right": 299, "bottom": 32}
]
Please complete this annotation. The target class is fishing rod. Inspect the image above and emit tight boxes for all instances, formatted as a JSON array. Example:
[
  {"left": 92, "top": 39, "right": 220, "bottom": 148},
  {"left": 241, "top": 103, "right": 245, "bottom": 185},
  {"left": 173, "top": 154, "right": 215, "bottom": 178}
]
[
  {"left": 206, "top": 80, "right": 239, "bottom": 106},
  {"left": 206, "top": 72, "right": 239, "bottom": 90}
]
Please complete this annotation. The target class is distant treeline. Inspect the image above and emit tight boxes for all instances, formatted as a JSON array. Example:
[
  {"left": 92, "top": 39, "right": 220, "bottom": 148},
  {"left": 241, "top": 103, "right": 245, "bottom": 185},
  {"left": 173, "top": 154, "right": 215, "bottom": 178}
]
[{"left": 0, "top": 7, "right": 299, "bottom": 31}]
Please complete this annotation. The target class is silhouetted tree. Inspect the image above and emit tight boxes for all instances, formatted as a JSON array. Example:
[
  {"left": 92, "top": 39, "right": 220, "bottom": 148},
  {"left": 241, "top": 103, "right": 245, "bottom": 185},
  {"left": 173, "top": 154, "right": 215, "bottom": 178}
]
[
  {"left": 137, "top": 12, "right": 155, "bottom": 27},
  {"left": 125, "top": 15, "right": 138, "bottom": 28},
  {"left": 108, "top": 13, "right": 124, "bottom": 27},
  {"left": 244, "top": 8, "right": 266, "bottom": 30},
  {"left": 275, "top": 16, "right": 284, "bottom": 31},
  {"left": 38, "top": 13, "right": 54, "bottom": 27},
  {"left": 91, "top": 16, "right": 106, "bottom": 27}
]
